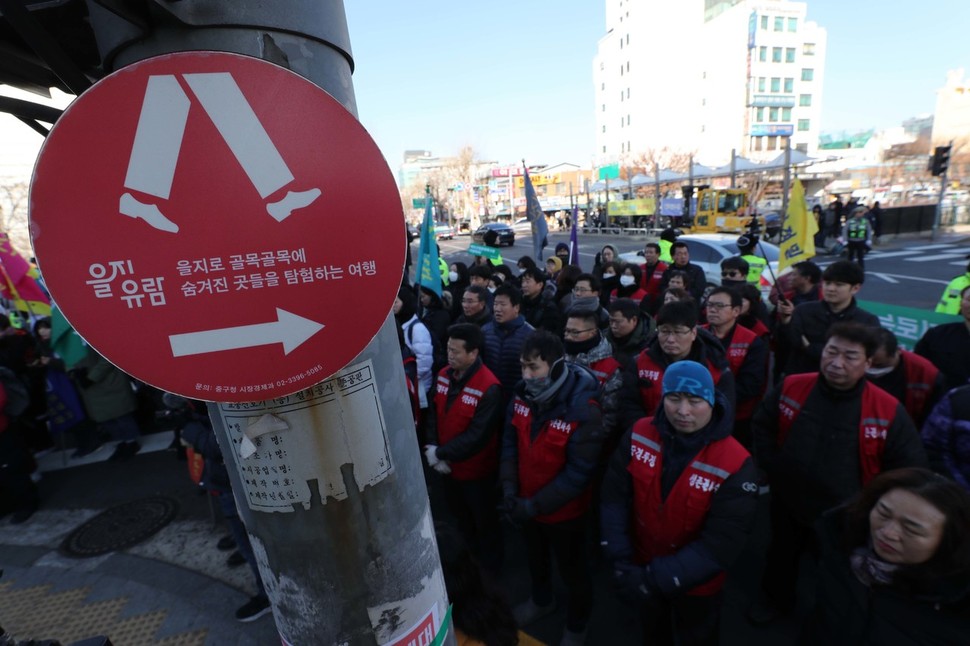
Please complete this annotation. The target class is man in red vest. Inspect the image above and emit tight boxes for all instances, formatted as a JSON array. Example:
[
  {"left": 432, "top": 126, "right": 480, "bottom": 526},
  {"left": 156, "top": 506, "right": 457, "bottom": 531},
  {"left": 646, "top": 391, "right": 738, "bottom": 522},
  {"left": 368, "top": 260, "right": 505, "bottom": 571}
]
[
  {"left": 601, "top": 360, "right": 758, "bottom": 645},
  {"left": 424, "top": 323, "right": 504, "bottom": 573},
  {"left": 499, "top": 331, "right": 604, "bottom": 645},
  {"left": 749, "top": 322, "right": 927, "bottom": 624},
  {"left": 867, "top": 327, "right": 944, "bottom": 427},
  {"left": 702, "top": 287, "right": 768, "bottom": 448},
  {"left": 618, "top": 300, "right": 735, "bottom": 431},
  {"left": 639, "top": 242, "right": 668, "bottom": 315}
]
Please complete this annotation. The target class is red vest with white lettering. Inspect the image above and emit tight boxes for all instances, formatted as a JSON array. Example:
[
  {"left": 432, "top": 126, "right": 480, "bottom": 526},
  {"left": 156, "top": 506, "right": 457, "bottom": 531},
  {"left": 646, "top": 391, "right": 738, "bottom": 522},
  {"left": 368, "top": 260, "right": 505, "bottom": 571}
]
[
  {"left": 627, "top": 417, "right": 750, "bottom": 596},
  {"left": 703, "top": 324, "right": 762, "bottom": 420},
  {"left": 900, "top": 350, "right": 939, "bottom": 423},
  {"left": 511, "top": 396, "right": 591, "bottom": 523},
  {"left": 777, "top": 373, "right": 899, "bottom": 485},
  {"left": 636, "top": 352, "right": 723, "bottom": 416},
  {"left": 640, "top": 261, "right": 668, "bottom": 296},
  {"left": 434, "top": 365, "right": 501, "bottom": 481},
  {"left": 589, "top": 355, "right": 622, "bottom": 385}
]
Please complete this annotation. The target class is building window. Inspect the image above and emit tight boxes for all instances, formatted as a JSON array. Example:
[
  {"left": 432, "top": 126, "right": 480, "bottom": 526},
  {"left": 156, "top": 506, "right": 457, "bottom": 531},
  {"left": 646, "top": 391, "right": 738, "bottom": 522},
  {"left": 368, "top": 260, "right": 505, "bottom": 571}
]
[
  {"left": 627, "top": 115, "right": 631, "bottom": 125},
  {"left": 801, "top": 68, "right": 814, "bottom": 81},
  {"left": 803, "top": 42, "right": 815, "bottom": 56},
  {"left": 620, "top": 91, "right": 624, "bottom": 102},
  {"left": 798, "top": 119, "right": 810, "bottom": 131},
  {"left": 799, "top": 94, "right": 812, "bottom": 106},
  {"left": 785, "top": 47, "right": 795, "bottom": 63},
  {"left": 627, "top": 62, "right": 630, "bottom": 72},
  {"left": 770, "top": 77, "right": 780, "bottom": 93},
  {"left": 756, "top": 107, "right": 764, "bottom": 122},
  {"left": 602, "top": 125, "right": 606, "bottom": 133},
  {"left": 601, "top": 82, "right": 605, "bottom": 90},
  {"left": 784, "top": 77, "right": 794, "bottom": 93},
  {"left": 701, "top": 98, "right": 706, "bottom": 106},
  {"left": 758, "top": 77, "right": 766, "bottom": 92},
  {"left": 602, "top": 104, "right": 606, "bottom": 112},
  {"left": 620, "top": 65, "right": 624, "bottom": 76},
  {"left": 603, "top": 146, "right": 606, "bottom": 153},
  {"left": 627, "top": 88, "right": 630, "bottom": 98},
  {"left": 769, "top": 107, "right": 779, "bottom": 122},
  {"left": 752, "top": 137, "right": 761, "bottom": 151},
  {"left": 795, "top": 143, "right": 808, "bottom": 153},
  {"left": 772, "top": 47, "right": 782, "bottom": 63},
  {"left": 620, "top": 39, "right": 623, "bottom": 50},
  {"left": 788, "top": 17, "right": 797, "bottom": 32},
  {"left": 621, "top": 117, "right": 624, "bottom": 128},
  {"left": 767, "top": 136, "right": 778, "bottom": 150},
  {"left": 774, "top": 16, "right": 783, "bottom": 31},
  {"left": 782, "top": 107, "right": 792, "bottom": 121},
  {"left": 761, "top": 15, "right": 768, "bottom": 30},
  {"left": 626, "top": 34, "right": 629, "bottom": 44},
  {"left": 759, "top": 46, "right": 767, "bottom": 62}
]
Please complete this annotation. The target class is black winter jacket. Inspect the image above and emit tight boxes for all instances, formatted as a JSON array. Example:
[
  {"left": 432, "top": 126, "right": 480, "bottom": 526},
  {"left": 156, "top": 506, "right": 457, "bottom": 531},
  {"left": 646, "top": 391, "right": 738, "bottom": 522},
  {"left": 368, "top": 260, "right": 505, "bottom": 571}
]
[
  {"left": 483, "top": 315, "right": 535, "bottom": 397},
  {"left": 500, "top": 364, "right": 604, "bottom": 518},
  {"left": 753, "top": 376, "right": 928, "bottom": 526},
  {"left": 600, "top": 392, "right": 759, "bottom": 597},
  {"left": 783, "top": 298, "right": 880, "bottom": 375},
  {"left": 802, "top": 507, "right": 970, "bottom": 645}
]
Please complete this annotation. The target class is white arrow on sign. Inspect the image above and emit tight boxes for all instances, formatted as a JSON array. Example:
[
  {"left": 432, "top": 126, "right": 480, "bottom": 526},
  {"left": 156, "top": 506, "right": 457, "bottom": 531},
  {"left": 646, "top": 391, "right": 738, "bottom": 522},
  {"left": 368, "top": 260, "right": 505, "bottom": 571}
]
[{"left": 169, "top": 308, "right": 324, "bottom": 357}]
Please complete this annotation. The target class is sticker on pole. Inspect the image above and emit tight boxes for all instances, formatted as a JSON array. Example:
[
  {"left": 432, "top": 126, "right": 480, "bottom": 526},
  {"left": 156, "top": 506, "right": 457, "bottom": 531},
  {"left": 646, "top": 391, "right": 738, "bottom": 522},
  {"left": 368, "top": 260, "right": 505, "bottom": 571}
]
[{"left": 29, "top": 52, "right": 405, "bottom": 402}]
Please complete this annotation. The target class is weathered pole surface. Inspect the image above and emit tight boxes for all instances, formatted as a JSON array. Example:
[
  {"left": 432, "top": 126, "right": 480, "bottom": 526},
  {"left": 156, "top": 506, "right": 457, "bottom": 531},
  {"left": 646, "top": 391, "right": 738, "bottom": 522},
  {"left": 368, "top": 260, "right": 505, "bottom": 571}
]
[{"left": 85, "top": 2, "right": 451, "bottom": 644}]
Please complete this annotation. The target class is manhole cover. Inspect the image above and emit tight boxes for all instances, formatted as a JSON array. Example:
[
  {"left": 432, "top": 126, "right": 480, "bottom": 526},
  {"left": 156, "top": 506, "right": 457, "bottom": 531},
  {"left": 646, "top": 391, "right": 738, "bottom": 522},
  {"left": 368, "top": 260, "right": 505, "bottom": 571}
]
[{"left": 61, "top": 496, "right": 179, "bottom": 557}]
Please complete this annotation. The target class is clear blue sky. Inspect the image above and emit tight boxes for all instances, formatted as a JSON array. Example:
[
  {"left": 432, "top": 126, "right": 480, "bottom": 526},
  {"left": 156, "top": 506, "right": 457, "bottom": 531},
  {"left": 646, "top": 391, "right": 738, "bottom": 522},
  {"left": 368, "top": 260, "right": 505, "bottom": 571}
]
[{"left": 345, "top": 0, "right": 969, "bottom": 169}]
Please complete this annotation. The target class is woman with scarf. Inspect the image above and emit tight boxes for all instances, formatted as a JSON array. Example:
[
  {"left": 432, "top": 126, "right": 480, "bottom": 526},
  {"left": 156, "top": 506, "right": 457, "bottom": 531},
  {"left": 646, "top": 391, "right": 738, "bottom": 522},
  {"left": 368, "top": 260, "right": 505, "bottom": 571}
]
[{"left": 805, "top": 468, "right": 970, "bottom": 644}]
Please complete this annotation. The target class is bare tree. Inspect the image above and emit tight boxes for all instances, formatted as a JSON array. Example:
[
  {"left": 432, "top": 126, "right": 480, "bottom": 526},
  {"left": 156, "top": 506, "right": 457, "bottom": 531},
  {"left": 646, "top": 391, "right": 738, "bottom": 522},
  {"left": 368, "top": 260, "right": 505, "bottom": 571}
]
[{"left": 0, "top": 180, "right": 31, "bottom": 252}]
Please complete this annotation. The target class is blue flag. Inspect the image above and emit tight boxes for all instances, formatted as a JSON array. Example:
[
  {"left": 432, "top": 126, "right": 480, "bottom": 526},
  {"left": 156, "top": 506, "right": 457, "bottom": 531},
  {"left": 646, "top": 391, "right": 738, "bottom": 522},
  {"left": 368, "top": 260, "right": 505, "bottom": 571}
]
[
  {"left": 415, "top": 195, "right": 442, "bottom": 296},
  {"left": 523, "top": 163, "right": 549, "bottom": 261},
  {"left": 569, "top": 205, "right": 580, "bottom": 268}
]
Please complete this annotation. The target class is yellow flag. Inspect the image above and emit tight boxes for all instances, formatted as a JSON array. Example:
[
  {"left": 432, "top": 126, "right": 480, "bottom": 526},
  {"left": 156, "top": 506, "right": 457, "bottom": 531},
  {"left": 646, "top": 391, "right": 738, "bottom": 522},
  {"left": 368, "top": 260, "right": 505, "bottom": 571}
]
[{"left": 778, "top": 178, "right": 817, "bottom": 271}]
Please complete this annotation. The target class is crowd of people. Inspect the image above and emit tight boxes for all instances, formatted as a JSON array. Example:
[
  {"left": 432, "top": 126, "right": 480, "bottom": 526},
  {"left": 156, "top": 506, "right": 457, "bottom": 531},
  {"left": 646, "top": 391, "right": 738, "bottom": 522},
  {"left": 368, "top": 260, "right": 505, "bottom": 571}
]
[{"left": 398, "top": 236, "right": 970, "bottom": 645}]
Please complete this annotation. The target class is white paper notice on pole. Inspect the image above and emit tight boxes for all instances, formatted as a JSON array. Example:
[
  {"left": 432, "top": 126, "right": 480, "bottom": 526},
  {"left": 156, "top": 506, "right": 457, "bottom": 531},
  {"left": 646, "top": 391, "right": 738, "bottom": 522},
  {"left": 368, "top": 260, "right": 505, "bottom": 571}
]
[{"left": 217, "top": 359, "right": 393, "bottom": 513}]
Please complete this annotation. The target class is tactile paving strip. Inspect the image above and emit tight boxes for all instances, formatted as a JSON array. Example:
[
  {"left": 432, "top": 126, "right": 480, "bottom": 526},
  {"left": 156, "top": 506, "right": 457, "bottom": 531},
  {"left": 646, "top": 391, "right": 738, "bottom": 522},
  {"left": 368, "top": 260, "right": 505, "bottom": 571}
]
[{"left": 0, "top": 581, "right": 207, "bottom": 645}]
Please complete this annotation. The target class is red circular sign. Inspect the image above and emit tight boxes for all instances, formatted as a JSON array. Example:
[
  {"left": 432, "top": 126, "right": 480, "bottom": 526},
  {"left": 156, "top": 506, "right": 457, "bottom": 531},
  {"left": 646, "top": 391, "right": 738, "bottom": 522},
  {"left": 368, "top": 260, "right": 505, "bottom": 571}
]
[{"left": 30, "top": 52, "right": 405, "bottom": 402}]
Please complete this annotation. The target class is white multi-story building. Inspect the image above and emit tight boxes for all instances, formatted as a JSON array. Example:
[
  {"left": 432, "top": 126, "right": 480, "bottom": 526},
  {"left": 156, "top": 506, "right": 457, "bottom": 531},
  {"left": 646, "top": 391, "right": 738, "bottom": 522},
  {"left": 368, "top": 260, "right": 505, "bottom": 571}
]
[
  {"left": 931, "top": 69, "right": 970, "bottom": 149},
  {"left": 593, "top": 0, "right": 826, "bottom": 167}
]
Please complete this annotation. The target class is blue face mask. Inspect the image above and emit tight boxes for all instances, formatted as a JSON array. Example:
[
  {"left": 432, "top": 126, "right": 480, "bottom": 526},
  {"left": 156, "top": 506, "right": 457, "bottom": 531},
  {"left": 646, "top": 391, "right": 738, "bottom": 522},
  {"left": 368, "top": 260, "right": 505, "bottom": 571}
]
[{"left": 523, "top": 375, "right": 552, "bottom": 397}]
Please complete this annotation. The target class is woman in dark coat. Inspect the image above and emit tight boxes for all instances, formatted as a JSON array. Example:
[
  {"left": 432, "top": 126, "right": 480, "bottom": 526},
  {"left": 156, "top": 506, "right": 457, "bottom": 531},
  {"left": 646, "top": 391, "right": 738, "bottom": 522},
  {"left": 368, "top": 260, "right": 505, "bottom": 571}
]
[
  {"left": 447, "top": 262, "right": 471, "bottom": 320},
  {"left": 803, "top": 467, "right": 970, "bottom": 645}
]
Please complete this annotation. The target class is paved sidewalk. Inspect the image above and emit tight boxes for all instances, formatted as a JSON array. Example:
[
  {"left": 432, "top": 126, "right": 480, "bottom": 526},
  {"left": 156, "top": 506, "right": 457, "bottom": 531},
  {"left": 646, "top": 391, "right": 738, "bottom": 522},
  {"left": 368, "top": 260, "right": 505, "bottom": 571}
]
[{"left": 0, "top": 439, "right": 279, "bottom": 645}]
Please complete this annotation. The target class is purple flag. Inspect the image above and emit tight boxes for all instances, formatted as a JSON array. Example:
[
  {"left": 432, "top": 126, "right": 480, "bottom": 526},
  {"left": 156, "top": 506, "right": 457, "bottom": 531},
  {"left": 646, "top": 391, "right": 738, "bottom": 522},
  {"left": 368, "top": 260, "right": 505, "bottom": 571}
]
[{"left": 569, "top": 205, "right": 580, "bottom": 268}]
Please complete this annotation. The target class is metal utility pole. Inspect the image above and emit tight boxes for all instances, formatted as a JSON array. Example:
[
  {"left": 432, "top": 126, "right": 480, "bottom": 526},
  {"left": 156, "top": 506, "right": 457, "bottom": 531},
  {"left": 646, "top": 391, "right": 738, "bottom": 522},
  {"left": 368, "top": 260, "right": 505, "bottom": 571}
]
[
  {"left": 654, "top": 161, "right": 661, "bottom": 228},
  {"left": 730, "top": 148, "right": 737, "bottom": 188},
  {"left": 781, "top": 138, "right": 792, "bottom": 217},
  {"left": 80, "top": 3, "right": 451, "bottom": 644}
]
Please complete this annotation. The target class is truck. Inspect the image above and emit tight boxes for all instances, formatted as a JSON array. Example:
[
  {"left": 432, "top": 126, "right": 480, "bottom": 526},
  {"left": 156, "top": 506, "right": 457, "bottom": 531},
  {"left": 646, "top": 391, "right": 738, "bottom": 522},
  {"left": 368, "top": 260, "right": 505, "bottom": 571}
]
[{"left": 690, "top": 186, "right": 753, "bottom": 233}]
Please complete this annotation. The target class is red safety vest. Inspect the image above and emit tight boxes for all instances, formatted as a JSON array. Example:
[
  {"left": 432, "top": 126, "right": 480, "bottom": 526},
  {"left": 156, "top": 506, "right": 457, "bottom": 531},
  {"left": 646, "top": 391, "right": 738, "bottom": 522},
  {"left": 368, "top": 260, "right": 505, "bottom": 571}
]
[
  {"left": 739, "top": 317, "right": 770, "bottom": 341},
  {"left": 636, "top": 352, "right": 723, "bottom": 416},
  {"left": 640, "top": 261, "right": 668, "bottom": 296},
  {"left": 588, "top": 355, "right": 622, "bottom": 385},
  {"left": 900, "top": 350, "right": 939, "bottom": 423},
  {"left": 610, "top": 287, "right": 648, "bottom": 304},
  {"left": 777, "top": 373, "right": 899, "bottom": 485},
  {"left": 511, "top": 396, "right": 591, "bottom": 523},
  {"left": 627, "top": 417, "right": 750, "bottom": 596},
  {"left": 434, "top": 365, "right": 501, "bottom": 481},
  {"left": 703, "top": 324, "right": 762, "bottom": 420}
]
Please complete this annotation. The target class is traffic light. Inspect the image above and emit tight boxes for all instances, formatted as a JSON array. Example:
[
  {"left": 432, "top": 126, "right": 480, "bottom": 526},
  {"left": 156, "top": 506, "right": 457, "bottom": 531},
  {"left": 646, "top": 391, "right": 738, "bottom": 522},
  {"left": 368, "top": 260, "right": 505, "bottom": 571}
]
[{"left": 930, "top": 145, "right": 952, "bottom": 177}]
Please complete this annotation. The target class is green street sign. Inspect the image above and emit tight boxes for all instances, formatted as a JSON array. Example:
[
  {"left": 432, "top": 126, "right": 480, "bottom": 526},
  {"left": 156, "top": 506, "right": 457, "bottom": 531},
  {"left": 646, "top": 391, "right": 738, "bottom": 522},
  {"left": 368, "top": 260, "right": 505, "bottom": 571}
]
[
  {"left": 857, "top": 300, "right": 961, "bottom": 350},
  {"left": 467, "top": 243, "right": 501, "bottom": 260},
  {"left": 412, "top": 197, "right": 428, "bottom": 208}
]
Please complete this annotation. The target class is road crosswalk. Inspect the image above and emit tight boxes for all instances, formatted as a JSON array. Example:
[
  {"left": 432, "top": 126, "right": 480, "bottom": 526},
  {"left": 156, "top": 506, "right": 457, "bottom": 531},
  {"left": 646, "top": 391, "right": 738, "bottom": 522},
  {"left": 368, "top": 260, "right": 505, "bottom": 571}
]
[{"left": 868, "top": 243, "right": 968, "bottom": 266}]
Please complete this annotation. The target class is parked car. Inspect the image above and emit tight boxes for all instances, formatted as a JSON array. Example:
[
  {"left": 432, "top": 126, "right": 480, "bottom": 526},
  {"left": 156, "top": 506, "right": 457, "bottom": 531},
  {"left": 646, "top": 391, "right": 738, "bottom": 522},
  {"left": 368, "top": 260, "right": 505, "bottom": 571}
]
[
  {"left": 620, "top": 233, "right": 780, "bottom": 301},
  {"left": 434, "top": 223, "right": 455, "bottom": 240},
  {"left": 472, "top": 222, "right": 515, "bottom": 247},
  {"left": 407, "top": 223, "right": 419, "bottom": 243}
]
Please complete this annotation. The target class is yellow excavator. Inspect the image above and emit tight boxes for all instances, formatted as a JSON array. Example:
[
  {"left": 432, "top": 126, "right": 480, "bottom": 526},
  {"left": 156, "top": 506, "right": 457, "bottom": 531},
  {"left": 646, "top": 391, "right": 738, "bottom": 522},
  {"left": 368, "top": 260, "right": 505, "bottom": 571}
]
[{"left": 690, "top": 187, "right": 753, "bottom": 233}]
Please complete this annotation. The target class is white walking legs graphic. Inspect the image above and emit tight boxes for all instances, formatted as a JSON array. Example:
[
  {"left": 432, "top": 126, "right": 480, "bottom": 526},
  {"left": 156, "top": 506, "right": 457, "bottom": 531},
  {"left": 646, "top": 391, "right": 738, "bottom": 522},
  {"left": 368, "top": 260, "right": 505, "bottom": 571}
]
[{"left": 121, "top": 73, "right": 321, "bottom": 233}]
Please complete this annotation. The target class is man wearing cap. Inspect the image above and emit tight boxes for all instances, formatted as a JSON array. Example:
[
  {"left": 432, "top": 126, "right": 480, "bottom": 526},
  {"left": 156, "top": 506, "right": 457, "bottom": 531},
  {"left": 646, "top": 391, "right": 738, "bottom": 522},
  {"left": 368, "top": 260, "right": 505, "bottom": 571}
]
[
  {"left": 737, "top": 234, "right": 767, "bottom": 286},
  {"left": 840, "top": 205, "right": 872, "bottom": 271},
  {"left": 619, "top": 300, "right": 735, "bottom": 428},
  {"left": 601, "top": 361, "right": 758, "bottom": 645}
]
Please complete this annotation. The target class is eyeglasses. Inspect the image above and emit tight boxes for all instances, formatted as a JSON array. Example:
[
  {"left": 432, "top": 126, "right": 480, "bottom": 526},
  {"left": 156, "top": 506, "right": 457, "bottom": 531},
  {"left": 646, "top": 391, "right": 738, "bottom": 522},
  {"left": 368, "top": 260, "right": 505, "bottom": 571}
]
[
  {"left": 706, "top": 302, "right": 733, "bottom": 310},
  {"left": 572, "top": 286, "right": 593, "bottom": 294},
  {"left": 563, "top": 328, "right": 596, "bottom": 337},
  {"left": 657, "top": 327, "right": 693, "bottom": 338},
  {"left": 721, "top": 271, "right": 742, "bottom": 278}
]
